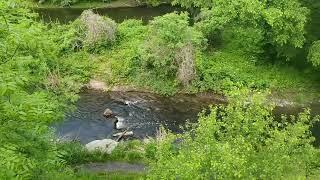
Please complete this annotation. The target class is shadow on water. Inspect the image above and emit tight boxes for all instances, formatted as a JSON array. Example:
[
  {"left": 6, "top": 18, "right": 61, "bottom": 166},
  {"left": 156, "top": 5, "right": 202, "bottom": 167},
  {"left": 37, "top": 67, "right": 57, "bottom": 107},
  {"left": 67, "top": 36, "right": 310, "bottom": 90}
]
[{"left": 34, "top": 5, "right": 181, "bottom": 23}]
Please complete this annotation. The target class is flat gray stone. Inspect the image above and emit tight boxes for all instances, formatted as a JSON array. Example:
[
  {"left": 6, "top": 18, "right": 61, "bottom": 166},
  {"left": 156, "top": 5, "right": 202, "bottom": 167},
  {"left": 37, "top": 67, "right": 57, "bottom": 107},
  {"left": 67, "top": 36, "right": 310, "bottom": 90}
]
[{"left": 85, "top": 139, "right": 118, "bottom": 154}]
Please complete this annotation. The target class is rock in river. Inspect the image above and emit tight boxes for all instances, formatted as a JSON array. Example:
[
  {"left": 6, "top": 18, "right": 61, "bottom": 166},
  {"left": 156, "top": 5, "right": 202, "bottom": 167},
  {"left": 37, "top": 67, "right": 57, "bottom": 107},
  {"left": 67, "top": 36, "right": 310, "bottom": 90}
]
[
  {"left": 116, "top": 121, "right": 126, "bottom": 130},
  {"left": 103, "top": 108, "right": 113, "bottom": 118},
  {"left": 85, "top": 139, "right": 118, "bottom": 154},
  {"left": 115, "top": 116, "right": 127, "bottom": 130}
]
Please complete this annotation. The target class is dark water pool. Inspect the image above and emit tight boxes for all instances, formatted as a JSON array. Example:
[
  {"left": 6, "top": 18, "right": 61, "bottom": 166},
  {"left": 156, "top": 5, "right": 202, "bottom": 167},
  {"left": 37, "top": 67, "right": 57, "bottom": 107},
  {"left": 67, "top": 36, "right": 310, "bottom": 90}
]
[{"left": 34, "top": 5, "right": 181, "bottom": 23}]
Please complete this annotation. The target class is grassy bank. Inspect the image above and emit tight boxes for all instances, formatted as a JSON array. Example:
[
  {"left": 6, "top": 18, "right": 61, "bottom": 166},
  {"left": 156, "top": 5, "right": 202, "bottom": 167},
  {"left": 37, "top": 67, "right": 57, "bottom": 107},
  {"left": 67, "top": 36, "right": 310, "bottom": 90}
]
[{"left": 92, "top": 18, "right": 320, "bottom": 103}]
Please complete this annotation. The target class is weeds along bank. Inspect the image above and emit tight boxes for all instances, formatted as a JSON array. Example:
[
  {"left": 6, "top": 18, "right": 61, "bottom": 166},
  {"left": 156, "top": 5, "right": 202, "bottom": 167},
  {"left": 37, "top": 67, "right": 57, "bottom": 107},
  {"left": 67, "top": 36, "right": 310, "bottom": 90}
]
[{"left": 1, "top": 0, "right": 320, "bottom": 179}]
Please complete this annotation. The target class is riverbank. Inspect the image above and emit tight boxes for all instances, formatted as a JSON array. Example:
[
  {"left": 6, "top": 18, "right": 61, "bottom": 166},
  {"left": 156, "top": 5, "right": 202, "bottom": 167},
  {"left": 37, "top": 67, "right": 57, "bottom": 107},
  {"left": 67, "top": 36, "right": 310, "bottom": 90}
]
[{"left": 87, "top": 79, "right": 320, "bottom": 109}]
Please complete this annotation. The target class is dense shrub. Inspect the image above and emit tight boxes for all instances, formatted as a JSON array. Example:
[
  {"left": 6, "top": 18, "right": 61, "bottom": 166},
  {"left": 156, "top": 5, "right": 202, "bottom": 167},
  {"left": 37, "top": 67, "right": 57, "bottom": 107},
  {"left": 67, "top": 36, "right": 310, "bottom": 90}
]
[
  {"left": 105, "top": 19, "right": 148, "bottom": 82},
  {"left": 0, "top": 0, "right": 92, "bottom": 178},
  {"left": 172, "top": 0, "right": 309, "bottom": 59},
  {"left": 194, "top": 51, "right": 318, "bottom": 93},
  {"left": 139, "top": 12, "right": 206, "bottom": 86},
  {"left": 308, "top": 40, "right": 320, "bottom": 68},
  {"left": 149, "top": 90, "right": 320, "bottom": 179}
]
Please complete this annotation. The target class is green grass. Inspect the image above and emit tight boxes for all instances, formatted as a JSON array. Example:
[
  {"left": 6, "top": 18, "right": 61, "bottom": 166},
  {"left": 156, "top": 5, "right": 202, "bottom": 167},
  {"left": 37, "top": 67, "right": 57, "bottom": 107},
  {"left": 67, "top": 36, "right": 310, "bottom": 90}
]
[
  {"left": 200, "top": 51, "right": 320, "bottom": 103},
  {"left": 48, "top": 140, "right": 154, "bottom": 179},
  {"left": 59, "top": 140, "right": 156, "bottom": 166}
]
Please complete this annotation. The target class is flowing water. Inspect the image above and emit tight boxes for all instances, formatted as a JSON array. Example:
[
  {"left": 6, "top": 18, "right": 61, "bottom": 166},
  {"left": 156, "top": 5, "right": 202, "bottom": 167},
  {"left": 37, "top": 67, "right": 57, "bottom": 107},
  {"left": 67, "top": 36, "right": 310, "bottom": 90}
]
[
  {"left": 53, "top": 89, "right": 320, "bottom": 145},
  {"left": 34, "top": 5, "right": 181, "bottom": 23},
  {"left": 53, "top": 89, "right": 225, "bottom": 144}
]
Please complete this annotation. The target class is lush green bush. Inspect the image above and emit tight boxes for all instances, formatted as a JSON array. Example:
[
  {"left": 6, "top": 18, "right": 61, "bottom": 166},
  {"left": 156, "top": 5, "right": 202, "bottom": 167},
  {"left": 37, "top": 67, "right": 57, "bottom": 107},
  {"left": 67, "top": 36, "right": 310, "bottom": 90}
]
[
  {"left": 100, "top": 19, "right": 148, "bottom": 83},
  {"left": 308, "top": 40, "right": 320, "bottom": 68},
  {"left": 135, "top": 12, "right": 206, "bottom": 92},
  {"left": 97, "top": 14, "right": 319, "bottom": 96},
  {"left": 172, "top": 0, "right": 309, "bottom": 60},
  {"left": 193, "top": 51, "right": 319, "bottom": 94},
  {"left": 0, "top": 0, "right": 92, "bottom": 178},
  {"left": 149, "top": 90, "right": 320, "bottom": 179}
]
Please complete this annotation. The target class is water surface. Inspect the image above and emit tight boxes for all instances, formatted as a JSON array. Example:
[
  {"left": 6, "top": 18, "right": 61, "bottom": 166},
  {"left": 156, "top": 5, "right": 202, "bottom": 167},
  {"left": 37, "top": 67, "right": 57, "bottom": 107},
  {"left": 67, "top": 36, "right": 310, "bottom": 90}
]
[
  {"left": 35, "top": 5, "right": 181, "bottom": 23},
  {"left": 53, "top": 89, "right": 224, "bottom": 144}
]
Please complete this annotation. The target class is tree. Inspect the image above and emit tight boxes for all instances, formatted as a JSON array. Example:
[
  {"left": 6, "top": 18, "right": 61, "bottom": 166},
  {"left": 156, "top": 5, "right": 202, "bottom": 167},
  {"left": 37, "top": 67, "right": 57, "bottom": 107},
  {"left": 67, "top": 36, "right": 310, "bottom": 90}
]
[
  {"left": 149, "top": 90, "right": 320, "bottom": 179},
  {"left": 172, "top": 0, "right": 309, "bottom": 58}
]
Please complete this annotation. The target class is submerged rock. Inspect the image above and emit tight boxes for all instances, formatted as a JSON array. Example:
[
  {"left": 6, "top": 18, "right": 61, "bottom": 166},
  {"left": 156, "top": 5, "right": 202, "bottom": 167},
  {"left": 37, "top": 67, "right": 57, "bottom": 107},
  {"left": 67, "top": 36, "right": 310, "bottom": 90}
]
[
  {"left": 85, "top": 139, "right": 118, "bottom": 154},
  {"left": 103, "top": 108, "right": 114, "bottom": 118}
]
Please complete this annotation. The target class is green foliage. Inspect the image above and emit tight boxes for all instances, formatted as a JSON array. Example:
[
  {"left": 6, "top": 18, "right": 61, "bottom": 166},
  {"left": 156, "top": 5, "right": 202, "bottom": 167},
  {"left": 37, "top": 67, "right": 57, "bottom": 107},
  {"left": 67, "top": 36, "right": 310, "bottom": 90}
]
[
  {"left": 0, "top": 0, "right": 93, "bottom": 178},
  {"left": 194, "top": 51, "right": 319, "bottom": 94},
  {"left": 136, "top": 12, "right": 206, "bottom": 92},
  {"left": 173, "top": 0, "right": 309, "bottom": 59},
  {"left": 0, "top": 122, "right": 66, "bottom": 179},
  {"left": 57, "top": 140, "right": 157, "bottom": 165},
  {"left": 96, "top": 14, "right": 319, "bottom": 96},
  {"left": 97, "top": 18, "right": 179, "bottom": 95},
  {"left": 141, "top": 0, "right": 171, "bottom": 6},
  {"left": 99, "top": 13, "right": 207, "bottom": 95},
  {"left": 149, "top": 90, "right": 320, "bottom": 179},
  {"left": 222, "top": 27, "right": 264, "bottom": 55},
  {"left": 101, "top": 19, "right": 148, "bottom": 83},
  {"left": 308, "top": 40, "right": 320, "bottom": 68}
]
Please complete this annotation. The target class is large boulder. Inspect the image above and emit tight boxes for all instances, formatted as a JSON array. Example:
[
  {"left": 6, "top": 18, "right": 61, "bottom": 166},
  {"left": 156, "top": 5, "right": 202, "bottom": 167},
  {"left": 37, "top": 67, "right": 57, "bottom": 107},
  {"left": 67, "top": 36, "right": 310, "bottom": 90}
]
[{"left": 85, "top": 139, "right": 118, "bottom": 154}]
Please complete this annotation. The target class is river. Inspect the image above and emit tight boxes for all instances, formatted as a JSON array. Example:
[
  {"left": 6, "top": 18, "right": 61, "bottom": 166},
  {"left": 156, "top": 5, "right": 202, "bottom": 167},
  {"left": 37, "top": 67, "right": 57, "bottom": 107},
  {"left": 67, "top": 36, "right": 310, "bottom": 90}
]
[
  {"left": 53, "top": 89, "right": 224, "bottom": 144},
  {"left": 34, "top": 5, "right": 181, "bottom": 23},
  {"left": 53, "top": 89, "right": 320, "bottom": 145}
]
